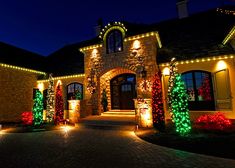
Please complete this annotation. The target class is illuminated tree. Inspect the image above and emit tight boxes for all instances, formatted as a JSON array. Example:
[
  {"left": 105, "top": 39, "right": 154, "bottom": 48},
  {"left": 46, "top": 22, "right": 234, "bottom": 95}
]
[
  {"left": 33, "top": 90, "right": 43, "bottom": 126},
  {"left": 101, "top": 88, "right": 108, "bottom": 112},
  {"left": 55, "top": 84, "right": 64, "bottom": 124},
  {"left": 152, "top": 72, "right": 165, "bottom": 131},
  {"left": 46, "top": 74, "right": 55, "bottom": 123},
  {"left": 167, "top": 58, "right": 177, "bottom": 120},
  {"left": 75, "top": 89, "right": 82, "bottom": 100},
  {"left": 200, "top": 75, "right": 212, "bottom": 101},
  {"left": 171, "top": 73, "right": 191, "bottom": 135}
]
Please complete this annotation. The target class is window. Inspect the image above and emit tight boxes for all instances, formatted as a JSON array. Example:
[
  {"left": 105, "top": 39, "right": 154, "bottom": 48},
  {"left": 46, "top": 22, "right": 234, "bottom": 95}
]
[
  {"left": 67, "top": 83, "right": 83, "bottom": 100},
  {"left": 182, "top": 71, "right": 215, "bottom": 110},
  {"left": 107, "top": 30, "right": 123, "bottom": 53}
]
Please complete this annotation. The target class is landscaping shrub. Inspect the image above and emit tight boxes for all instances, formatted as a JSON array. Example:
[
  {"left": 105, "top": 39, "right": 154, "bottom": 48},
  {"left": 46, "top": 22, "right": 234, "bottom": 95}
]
[
  {"left": 21, "top": 111, "right": 33, "bottom": 126},
  {"left": 195, "top": 112, "right": 232, "bottom": 131}
]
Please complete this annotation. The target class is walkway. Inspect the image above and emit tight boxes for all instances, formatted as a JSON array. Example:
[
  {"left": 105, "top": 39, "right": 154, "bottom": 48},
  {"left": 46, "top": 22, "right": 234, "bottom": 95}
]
[{"left": 0, "top": 115, "right": 235, "bottom": 168}]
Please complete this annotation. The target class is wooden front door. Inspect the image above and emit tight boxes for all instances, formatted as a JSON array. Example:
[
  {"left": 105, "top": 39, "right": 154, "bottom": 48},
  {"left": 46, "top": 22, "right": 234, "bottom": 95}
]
[{"left": 111, "top": 74, "right": 136, "bottom": 110}]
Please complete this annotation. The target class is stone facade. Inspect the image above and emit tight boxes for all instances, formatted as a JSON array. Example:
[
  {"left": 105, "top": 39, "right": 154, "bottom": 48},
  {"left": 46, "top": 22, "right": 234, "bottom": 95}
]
[
  {"left": 0, "top": 66, "right": 39, "bottom": 122},
  {"left": 82, "top": 35, "right": 159, "bottom": 114}
]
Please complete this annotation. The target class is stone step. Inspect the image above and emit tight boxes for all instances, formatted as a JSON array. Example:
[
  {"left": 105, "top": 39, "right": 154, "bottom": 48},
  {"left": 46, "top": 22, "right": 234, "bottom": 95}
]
[{"left": 102, "top": 110, "right": 135, "bottom": 116}]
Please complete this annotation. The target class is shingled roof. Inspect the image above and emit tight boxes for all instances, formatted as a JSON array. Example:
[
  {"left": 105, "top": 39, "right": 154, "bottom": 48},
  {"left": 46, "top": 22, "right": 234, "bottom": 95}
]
[
  {"left": 1, "top": 5, "right": 234, "bottom": 76},
  {"left": 0, "top": 42, "right": 46, "bottom": 71},
  {"left": 154, "top": 6, "right": 235, "bottom": 63}
]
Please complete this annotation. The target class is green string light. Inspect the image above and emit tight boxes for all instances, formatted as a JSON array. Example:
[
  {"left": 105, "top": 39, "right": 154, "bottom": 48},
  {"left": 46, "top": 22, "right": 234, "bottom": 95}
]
[
  {"left": 171, "top": 73, "right": 191, "bottom": 135},
  {"left": 33, "top": 90, "right": 43, "bottom": 126}
]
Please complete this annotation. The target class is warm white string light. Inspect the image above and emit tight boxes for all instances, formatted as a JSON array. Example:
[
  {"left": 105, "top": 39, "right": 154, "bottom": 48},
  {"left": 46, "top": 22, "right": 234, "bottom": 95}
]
[
  {"left": 160, "top": 55, "right": 234, "bottom": 67},
  {"left": 37, "top": 74, "right": 85, "bottom": 83},
  {"left": 0, "top": 63, "right": 46, "bottom": 75}
]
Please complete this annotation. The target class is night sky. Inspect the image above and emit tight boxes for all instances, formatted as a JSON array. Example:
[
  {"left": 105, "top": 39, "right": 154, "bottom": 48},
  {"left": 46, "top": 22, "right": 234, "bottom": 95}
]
[{"left": 0, "top": 0, "right": 233, "bottom": 56}]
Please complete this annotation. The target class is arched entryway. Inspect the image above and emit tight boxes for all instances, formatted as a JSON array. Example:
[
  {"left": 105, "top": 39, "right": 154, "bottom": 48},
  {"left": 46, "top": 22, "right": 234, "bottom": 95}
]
[{"left": 110, "top": 74, "right": 137, "bottom": 110}]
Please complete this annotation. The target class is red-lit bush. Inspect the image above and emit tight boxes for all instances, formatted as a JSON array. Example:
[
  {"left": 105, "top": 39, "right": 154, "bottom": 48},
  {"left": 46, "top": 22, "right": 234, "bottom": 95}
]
[
  {"left": 21, "top": 112, "right": 33, "bottom": 126},
  {"left": 195, "top": 112, "right": 232, "bottom": 130}
]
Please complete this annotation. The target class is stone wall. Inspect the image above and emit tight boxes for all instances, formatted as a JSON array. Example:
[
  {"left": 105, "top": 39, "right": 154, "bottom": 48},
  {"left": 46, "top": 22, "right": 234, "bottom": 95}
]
[
  {"left": 0, "top": 67, "right": 39, "bottom": 122},
  {"left": 83, "top": 35, "right": 159, "bottom": 114}
]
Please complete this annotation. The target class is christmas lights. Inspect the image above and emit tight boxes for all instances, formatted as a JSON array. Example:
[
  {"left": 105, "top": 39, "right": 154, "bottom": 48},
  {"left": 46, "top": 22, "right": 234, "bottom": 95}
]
[
  {"left": 171, "top": 73, "right": 191, "bottom": 135},
  {"left": 55, "top": 84, "right": 64, "bottom": 124},
  {"left": 139, "top": 79, "right": 152, "bottom": 92},
  {"left": 33, "top": 90, "right": 44, "bottom": 126},
  {"left": 80, "top": 44, "right": 102, "bottom": 52},
  {"left": 160, "top": 55, "right": 234, "bottom": 67},
  {"left": 37, "top": 74, "right": 85, "bottom": 83},
  {"left": 195, "top": 112, "right": 232, "bottom": 130},
  {"left": 21, "top": 112, "right": 33, "bottom": 126},
  {"left": 222, "top": 25, "right": 235, "bottom": 45},
  {"left": 151, "top": 72, "right": 165, "bottom": 131},
  {"left": 46, "top": 74, "right": 55, "bottom": 123},
  {"left": 99, "top": 22, "right": 127, "bottom": 40},
  {"left": 0, "top": 63, "right": 46, "bottom": 75}
]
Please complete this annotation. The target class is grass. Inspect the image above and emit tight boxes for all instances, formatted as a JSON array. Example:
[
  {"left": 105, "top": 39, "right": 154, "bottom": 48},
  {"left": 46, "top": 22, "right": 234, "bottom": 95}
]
[{"left": 135, "top": 122, "right": 235, "bottom": 160}]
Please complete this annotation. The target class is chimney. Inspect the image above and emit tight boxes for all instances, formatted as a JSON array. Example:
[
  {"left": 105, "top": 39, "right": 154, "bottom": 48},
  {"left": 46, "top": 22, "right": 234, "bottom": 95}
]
[
  {"left": 177, "top": 0, "right": 188, "bottom": 19},
  {"left": 94, "top": 18, "right": 103, "bottom": 36}
]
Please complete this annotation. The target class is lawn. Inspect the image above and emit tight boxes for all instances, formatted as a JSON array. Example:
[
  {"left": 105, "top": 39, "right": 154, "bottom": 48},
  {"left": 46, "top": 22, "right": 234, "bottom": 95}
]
[{"left": 135, "top": 122, "right": 235, "bottom": 160}]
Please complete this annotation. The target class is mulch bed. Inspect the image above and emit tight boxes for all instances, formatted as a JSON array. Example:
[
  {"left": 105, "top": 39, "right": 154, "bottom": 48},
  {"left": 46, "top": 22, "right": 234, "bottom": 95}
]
[{"left": 135, "top": 124, "right": 235, "bottom": 160}]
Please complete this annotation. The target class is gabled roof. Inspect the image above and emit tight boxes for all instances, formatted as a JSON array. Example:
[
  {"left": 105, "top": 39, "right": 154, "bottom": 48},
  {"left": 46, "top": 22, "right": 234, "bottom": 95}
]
[
  {"left": 1, "top": 5, "right": 234, "bottom": 76},
  {"left": 154, "top": 6, "right": 235, "bottom": 63},
  {"left": 0, "top": 42, "right": 46, "bottom": 71}
]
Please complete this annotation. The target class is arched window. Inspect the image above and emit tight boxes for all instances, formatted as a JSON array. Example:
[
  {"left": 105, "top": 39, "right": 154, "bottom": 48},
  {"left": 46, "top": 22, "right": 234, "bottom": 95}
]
[
  {"left": 107, "top": 30, "right": 123, "bottom": 53},
  {"left": 67, "top": 83, "right": 83, "bottom": 100},
  {"left": 182, "top": 71, "right": 215, "bottom": 110}
]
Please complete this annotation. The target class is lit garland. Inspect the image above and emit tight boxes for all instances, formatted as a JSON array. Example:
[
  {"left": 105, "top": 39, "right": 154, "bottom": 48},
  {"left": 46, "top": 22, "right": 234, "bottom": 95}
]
[
  {"left": 0, "top": 63, "right": 46, "bottom": 75},
  {"left": 33, "top": 90, "right": 44, "bottom": 126},
  {"left": 124, "top": 32, "right": 162, "bottom": 48},
  {"left": 222, "top": 25, "right": 235, "bottom": 45},
  {"left": 46, "top": 74, "right": 55, "bottom": 123},
  {"left": 151, "top": 72, "right": 165, "bottom": 131},
  {"left": 37, "top": 74, "right": 85, "bottom": 83},
  {"left": 138, "top": 79, "right": 152, "bottom": 92},
  {"left": 54, "top": 84, "right": 64, "bottom": 125},
  {"left": 171, "top": 73, "right": 191, "bottom": 136},
  {"left": 160, "top": 55, "right": 234, "bottom": 67},
  {"left": 79, "top": 44, "right": 102, "bottom": 52},
  {"left": 217, "top": 8, "right": 235, "bottom": 16},
  {"left": 99, "top": 22, "right": 127, "bottom": 40},
  {"left": 167, "top": 58, "right": 177, "bottom": 120},
  {"left": 80, "top": 31, "right": 162, "bottom": 53}
]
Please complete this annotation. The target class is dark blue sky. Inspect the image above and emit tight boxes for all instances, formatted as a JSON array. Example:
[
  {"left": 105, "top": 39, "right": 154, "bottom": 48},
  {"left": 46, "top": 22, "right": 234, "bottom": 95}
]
[{"left": 0, "top": 0, "right": 233, "bottom": 56}]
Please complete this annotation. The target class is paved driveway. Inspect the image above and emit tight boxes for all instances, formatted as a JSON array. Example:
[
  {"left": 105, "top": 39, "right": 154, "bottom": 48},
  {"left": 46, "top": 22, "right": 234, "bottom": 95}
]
[{"left": 0, "top": 115, "right": 235, "bottom": 168}]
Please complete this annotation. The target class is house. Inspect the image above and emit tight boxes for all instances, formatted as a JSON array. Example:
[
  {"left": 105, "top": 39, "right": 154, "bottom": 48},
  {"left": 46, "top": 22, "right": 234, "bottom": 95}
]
[{"left": 0, "top": 3, "right": 234, "bottom": 123}]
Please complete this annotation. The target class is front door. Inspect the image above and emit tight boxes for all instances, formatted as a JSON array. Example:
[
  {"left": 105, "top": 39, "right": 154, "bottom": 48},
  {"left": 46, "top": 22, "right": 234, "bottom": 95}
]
[{"left": 111, "top": 74, "right": 136, "bottom": 110}]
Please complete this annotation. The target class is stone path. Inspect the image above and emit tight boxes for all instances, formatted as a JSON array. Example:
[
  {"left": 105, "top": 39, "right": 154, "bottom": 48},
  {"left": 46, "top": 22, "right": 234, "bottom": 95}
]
[{"left": 0, "top": 115, "right": 235, "bottom": 168}]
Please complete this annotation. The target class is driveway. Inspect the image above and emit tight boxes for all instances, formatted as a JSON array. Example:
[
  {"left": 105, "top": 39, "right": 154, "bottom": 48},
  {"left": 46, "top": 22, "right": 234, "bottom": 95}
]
[{"left": 0, "top": 115, "right": 235, "bottom": 168}]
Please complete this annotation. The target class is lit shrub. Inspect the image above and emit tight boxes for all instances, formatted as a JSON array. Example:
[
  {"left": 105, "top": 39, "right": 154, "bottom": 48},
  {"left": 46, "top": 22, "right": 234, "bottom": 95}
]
[
  {"left": 21, "top": 112, "right": 33, "bottom": 126},
  {"left": 195, "top": 112, "right": 232, "bottom": 131}
]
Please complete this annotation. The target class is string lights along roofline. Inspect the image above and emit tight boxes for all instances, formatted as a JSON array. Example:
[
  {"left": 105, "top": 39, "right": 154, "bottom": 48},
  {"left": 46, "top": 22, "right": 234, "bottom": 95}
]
[{"left": 0, "top": 63, "right": 46, "bottom": 75}]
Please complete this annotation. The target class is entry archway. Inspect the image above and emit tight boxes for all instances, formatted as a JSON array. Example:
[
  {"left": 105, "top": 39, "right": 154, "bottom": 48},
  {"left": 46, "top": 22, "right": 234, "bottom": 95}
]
[
  {"left": 110, "top": 74, "right": 136, "bottom": 109},
  {"left": 99, "top": 67, "right": 136, "bottom": 111}
]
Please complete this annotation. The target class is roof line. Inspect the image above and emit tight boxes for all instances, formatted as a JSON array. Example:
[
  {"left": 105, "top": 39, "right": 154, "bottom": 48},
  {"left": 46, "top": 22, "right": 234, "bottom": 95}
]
[
  {"left": 0, "top": 63, "right": 46, "bottom": 75},
  {"left": 222, "top": 24, "right": 235, "bottom": 45},
  {"left": 37, "top": 73, "right": 85, "bottom": 83},
  {"left": 79, "top": 31, "right": 162, "bottom": 52},
  {"left": 159, "top": 54, "right": 234, "bottom": 67}
]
